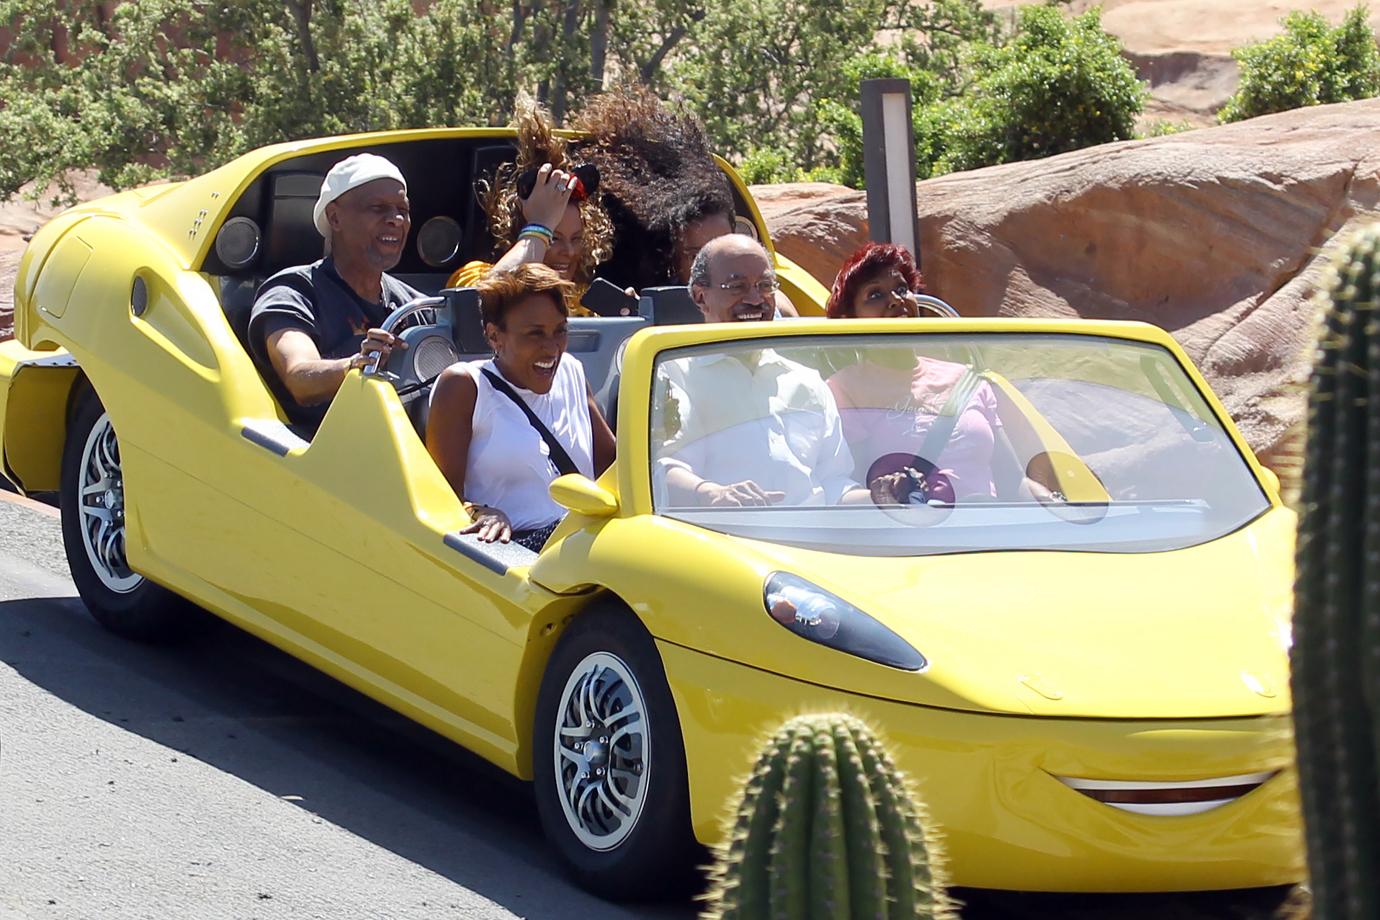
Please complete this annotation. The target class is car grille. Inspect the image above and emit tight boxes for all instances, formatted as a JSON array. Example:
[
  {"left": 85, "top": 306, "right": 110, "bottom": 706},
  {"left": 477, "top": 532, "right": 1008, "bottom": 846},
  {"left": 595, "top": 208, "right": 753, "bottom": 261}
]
[{"left": 1054, "top": 771, "right": 1276, "bottom": 816}]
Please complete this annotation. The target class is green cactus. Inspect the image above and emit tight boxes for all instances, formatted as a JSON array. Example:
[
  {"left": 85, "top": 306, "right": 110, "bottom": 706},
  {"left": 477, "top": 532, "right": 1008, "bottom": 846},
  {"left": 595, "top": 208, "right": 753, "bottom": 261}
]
[
  {"left": 701, "top": 712, "right": 952, "bottom": 920},
  {"left": 1294, "top": 224, "right": 1380, "bottom": 920}
]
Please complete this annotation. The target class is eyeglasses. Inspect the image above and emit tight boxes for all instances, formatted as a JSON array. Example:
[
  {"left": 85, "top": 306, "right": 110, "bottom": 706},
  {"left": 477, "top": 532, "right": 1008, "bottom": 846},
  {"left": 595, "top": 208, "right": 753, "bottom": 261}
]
[
  {"left": 716, "top": 278, "right": 780, "bottom": 299},
  {"left": 863, "top": 282, "right": 912, "bottom": 304}
]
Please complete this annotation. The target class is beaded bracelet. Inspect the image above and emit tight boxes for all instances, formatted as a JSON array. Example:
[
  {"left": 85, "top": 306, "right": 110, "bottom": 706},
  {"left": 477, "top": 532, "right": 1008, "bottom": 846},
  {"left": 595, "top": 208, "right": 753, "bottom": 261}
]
[{"left": 518, "top": 223, "right": 553, "bottom": 244}]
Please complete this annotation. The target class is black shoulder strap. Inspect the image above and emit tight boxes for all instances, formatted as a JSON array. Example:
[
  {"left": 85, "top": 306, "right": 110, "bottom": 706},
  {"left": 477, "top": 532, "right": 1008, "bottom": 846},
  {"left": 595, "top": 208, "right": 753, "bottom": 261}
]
[
  {"left": 918, "top": 368, "right": 982, "bottom": 465},
  {"left": 481, "top": 368, "right": 580, "bottom": 477}
]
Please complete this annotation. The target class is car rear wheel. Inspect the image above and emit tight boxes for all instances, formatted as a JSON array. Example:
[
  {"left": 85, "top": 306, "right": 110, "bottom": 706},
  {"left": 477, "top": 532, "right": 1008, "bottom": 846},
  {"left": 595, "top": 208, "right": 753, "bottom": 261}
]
[
  {"left": 60, "top": 389, "right": 205, "bottom": 641},
  {"left": 533, "top": 607, "right": 701, "bottom": 900}
]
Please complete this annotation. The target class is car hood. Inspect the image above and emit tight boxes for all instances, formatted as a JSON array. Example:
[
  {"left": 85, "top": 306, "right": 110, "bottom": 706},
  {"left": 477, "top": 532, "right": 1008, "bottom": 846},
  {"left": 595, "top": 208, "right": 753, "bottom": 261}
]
[{"left": 748, "top": 506, "right": 1295, "bottom": 719}]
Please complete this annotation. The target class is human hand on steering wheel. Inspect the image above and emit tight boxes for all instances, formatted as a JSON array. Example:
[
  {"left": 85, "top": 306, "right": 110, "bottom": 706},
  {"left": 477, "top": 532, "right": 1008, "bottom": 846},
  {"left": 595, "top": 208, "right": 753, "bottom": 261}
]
[
  {"left": 520, "top": 163, "right": 577, "bottom": 233},
  {"left": 352, "top": 327, "right": 407, "bottom": 375},
  {"left": 869, "top": 467, "right": 931, "bottom": 505},
  {"left": 865, "top": 454, "right": 955, "bottom": 507}
]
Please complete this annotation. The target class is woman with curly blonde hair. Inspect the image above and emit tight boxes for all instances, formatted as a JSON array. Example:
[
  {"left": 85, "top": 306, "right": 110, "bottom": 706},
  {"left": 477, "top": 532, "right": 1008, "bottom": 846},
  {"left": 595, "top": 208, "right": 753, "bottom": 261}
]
[{"left": 448, "top": 97, "right": 616, "bottom": 316}]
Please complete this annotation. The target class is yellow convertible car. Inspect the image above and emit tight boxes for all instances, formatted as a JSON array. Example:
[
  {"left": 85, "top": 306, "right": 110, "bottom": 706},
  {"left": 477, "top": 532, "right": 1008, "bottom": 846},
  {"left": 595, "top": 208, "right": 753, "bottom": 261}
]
[{"left": 0, "top": 129, "right": 1300, "bottom": 898}]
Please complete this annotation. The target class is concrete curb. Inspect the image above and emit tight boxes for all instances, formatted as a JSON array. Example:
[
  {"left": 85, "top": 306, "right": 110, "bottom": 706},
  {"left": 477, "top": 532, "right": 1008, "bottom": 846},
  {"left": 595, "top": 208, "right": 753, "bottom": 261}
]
[{"left": 0, "top": 486, "right": 60, "bottom": 518}]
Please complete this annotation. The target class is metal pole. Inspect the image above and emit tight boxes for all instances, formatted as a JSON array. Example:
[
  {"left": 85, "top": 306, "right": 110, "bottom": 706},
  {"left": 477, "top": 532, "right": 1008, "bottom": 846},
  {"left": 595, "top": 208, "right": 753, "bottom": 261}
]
[{"left": 860, "top": 78, "right": 921, "bottom": 268}]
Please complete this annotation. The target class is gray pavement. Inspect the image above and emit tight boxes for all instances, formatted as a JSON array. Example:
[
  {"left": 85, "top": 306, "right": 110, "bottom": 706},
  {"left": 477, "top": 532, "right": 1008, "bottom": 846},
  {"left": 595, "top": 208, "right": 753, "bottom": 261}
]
[
  {"left": 0, "top": 498, "right": 1298, "bottom": 920},
  {"left": 0, "top": 501, "right": 691, "bottom": 919}
]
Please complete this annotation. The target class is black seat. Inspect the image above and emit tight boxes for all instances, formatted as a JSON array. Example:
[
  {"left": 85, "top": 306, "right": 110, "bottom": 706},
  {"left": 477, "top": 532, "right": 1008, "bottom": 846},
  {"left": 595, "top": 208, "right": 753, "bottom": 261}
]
[
  {"left": 638, "top": 286, "right": 701, "bottom": 325},
  {"left": 221, "top": 171, "right": 326, "bottom": 359},
  {"left": 462, "top": 145, "right": 517, "bottom": 264},
  {"left": 263, "top": 172, "right": 328, "bottom": 270},
  {"left": 221, "top": 277, "right": 260, "bottom": 349}
]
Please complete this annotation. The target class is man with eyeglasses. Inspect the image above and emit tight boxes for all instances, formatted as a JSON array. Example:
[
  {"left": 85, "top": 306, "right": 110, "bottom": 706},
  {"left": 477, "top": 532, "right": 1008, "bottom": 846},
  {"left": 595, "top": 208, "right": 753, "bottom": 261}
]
[{"left": 654, "top": 236, "right": 870, "bottom": 507}]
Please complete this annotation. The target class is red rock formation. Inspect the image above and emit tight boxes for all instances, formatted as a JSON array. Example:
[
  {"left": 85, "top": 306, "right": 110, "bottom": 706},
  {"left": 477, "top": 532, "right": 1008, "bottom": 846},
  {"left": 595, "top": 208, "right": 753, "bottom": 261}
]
[
  {"left": 0, "top": 251, "right": 17, "bottom": 342},
  {"left": 758, "top": 99, "right": 1380, "bottom": 483}
]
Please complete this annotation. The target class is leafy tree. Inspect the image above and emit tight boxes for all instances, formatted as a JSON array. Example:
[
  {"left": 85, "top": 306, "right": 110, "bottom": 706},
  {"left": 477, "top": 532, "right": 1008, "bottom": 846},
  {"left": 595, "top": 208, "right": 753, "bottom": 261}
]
[
  {"left": 772, "top": 3, "right": 1142, "bottom": 187},
  {"left": 0, "top": 0, "right": 538, "bottom": 202},
  {"left": 0, "top": 0, "right": 250, "bottom": 200},
  {"left": 1219, "top": 4, "right": 1380, "bottom": 123},
  {"left": 670, "top": 0, "right": 995, "bottom": 171},
  {"left": 933, "top": 5, "right": 1145, "bottom": 174},
  {"left": 0, "top": 0, "right": 1140, "bottom": 202}
]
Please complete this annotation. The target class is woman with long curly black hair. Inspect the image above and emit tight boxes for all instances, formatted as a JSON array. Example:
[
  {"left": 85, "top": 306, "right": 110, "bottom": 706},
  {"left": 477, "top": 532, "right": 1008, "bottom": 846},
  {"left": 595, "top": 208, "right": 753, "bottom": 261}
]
[{"left": 571, "top": 86, "right": 739, "bottom": 291}]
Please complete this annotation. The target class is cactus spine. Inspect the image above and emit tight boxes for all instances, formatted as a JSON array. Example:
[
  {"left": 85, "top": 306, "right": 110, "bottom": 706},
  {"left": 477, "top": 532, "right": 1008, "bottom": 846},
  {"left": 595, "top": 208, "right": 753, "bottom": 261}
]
[
  {"left": 701, "top": 712, "right": 951, "bottom": 920},
  {"left": 1294, "top": 225, "right": 1380, "bottom": 920}
]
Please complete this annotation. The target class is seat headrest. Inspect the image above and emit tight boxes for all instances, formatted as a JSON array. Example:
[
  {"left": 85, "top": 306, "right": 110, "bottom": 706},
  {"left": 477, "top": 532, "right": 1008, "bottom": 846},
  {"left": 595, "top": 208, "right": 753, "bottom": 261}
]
[
  {"left": 638, "top": 286, "right": 702, "bottom": 325},
  {"left": 263, "top": 171, "right": 326, "bottom": 273}
]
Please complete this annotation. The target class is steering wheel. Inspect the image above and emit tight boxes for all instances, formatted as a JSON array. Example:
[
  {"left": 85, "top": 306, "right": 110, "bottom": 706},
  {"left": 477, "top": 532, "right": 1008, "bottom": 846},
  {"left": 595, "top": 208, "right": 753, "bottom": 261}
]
[
  {"left": 361, "top": 295, "right": 446, "bottom": 382},
  {"left": 910, "top": 294, "right": 959, "bottom": 318},
  {"left": 865, "top": 452, "right": 956, "bottom": 526},
  {"left": 867, "top": 453, "right": 954, "bottom": 505}
]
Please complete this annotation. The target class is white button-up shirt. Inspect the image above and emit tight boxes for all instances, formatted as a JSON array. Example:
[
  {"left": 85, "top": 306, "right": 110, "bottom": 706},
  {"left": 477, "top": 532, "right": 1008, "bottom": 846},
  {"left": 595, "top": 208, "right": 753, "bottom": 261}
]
[{"left": 654, "top": 349, "right": 858, "bottom": 506}]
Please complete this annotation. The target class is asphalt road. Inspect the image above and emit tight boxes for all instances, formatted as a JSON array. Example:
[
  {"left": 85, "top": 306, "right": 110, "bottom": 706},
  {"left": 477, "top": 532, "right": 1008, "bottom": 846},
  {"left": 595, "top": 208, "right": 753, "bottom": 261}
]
[{"left": 0, "top": 497, "right": 1300, "bottom": 920}]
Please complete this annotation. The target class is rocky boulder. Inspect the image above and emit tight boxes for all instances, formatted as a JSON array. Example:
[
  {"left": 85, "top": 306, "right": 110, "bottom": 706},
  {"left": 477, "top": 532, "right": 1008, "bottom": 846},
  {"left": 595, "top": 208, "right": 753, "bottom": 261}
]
[
  {"left": 757, "top": 98, "right": 1380, "bottom": 483},
  {"left": 0, "top": 250, "right": 17, "bottom": 342}
]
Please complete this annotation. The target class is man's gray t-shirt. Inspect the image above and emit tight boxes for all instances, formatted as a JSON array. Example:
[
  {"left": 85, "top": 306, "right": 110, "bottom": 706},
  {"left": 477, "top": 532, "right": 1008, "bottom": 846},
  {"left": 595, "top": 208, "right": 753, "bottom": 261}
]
[{"left": 248, "top": 257, "right": 422, "bottom": 430}]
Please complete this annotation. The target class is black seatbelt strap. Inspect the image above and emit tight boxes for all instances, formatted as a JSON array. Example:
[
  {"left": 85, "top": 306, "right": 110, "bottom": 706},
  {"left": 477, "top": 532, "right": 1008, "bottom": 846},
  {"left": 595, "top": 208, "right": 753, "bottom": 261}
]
[
  {"left": 481, "top": 368, "right": 580, "bottom": 477},
  {"left": 918, "top": 368, "right": 982, "bottom": 464}
]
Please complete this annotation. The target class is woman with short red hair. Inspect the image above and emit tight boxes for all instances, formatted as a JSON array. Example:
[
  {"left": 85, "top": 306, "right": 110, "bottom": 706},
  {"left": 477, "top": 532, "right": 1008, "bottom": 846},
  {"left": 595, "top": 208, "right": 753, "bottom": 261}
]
[
  {"left": 826, "top": 242, "right": 928, "bottom": 319},
  {"left": 824, "top": 242, "right": 1009, "bottom": 501}
]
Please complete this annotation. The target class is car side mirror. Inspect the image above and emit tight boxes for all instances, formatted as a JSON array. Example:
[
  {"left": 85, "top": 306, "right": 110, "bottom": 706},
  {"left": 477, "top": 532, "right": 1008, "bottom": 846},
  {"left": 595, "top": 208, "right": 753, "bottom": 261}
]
[
  {"left": 1258, "top": 465, "right": 1281, "bottom": 496},
  {"left": 549, "top": 474, "right": 619, "bottom": 518}
]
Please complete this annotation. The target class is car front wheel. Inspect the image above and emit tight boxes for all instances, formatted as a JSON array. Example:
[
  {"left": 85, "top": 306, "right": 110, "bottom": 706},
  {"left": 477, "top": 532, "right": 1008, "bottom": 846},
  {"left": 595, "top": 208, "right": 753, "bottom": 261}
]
[
  {"left": 60, "top": 388, "right": 204, "bottom": 641},
  {"left": 533, "top": 606, "right": 700, "bottom": 900}
]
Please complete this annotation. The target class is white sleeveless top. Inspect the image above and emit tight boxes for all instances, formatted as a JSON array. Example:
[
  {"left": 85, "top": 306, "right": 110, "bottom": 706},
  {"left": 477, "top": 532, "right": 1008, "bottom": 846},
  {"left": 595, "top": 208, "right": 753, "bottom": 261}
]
[{"left": 448, "top": 356, "right": 595, "bottom": 531}]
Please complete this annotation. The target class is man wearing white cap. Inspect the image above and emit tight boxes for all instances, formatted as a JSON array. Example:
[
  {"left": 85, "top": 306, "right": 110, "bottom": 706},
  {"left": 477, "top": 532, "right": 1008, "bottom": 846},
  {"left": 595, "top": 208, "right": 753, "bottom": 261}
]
[{"left": 248, "top": 153, "right": 422, "bottom": 430}]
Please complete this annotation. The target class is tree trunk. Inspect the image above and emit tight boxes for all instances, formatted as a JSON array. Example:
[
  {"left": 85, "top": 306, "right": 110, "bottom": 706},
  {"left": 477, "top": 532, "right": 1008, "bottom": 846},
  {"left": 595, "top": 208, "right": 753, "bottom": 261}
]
[
  {"left": 550, "top": 0, "right": 583, "bottom": 122},
  {"left": 638, "top": 7, "right": 703, "bottom": 83},
  {"left": 589, "top": 0, "right": 610, "bottom": 89},
  {"left": 285, "top": 0, "right": 319, "bottom": 73},
  {"left": 508, "top": 0, "right": 527, "bottom": 50}
]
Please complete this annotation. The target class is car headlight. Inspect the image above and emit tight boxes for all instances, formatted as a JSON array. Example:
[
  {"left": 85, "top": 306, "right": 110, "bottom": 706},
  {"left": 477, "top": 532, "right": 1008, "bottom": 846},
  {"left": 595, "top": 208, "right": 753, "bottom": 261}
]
[{"left": 762, "top": 572, "right": 926, "bottom": 671}]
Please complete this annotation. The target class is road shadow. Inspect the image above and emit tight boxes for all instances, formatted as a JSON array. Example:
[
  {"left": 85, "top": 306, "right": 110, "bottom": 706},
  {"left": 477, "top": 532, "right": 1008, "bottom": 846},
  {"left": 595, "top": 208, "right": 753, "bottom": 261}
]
[
  {"left": 0, "top": 594, "right": 1298, "bottom": 920},
  {"left": 0, "top": 594, "right": 696, "bottom": 919}
]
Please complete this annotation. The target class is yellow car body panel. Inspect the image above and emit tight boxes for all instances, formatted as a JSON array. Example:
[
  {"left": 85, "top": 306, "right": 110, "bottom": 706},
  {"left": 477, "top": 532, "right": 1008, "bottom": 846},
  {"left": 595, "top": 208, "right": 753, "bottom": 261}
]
[
  {"left": 662, "top": 640, "right": 1302, "bottom": 891},
  {"left": 1, "top": 129, "right": 1300, "bottom": 892},
  {"left": 0, "top": 341, "right": 79, "bottom": 491},
  {"left": 528, "top": 507, "right": 1295, "bottom": 720}
]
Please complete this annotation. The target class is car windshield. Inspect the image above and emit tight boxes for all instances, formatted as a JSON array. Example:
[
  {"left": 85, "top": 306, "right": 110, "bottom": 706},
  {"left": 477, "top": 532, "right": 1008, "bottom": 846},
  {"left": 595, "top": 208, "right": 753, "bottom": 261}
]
[{"left": 648, "top": 333, "right": 1270, "bottom": 556}]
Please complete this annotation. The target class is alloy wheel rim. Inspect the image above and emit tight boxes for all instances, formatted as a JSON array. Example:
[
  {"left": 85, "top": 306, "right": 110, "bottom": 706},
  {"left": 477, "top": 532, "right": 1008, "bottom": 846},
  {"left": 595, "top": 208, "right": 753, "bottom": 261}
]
[
  {"left": 552, "top": 651, "right": 650, "bottom": 851},
  {"left": 77, "top": 412, "right": 142, "bottom": 593}
]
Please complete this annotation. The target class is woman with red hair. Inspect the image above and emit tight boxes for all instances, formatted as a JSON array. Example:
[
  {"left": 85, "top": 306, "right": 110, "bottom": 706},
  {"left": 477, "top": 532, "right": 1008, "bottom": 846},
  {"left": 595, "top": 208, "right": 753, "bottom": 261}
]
[
  {"left": 824, "top": 243, "right": 1008, "bottom": 501},
  {"left": 826, "top": 242, "right": 929, "bottom": 319}
]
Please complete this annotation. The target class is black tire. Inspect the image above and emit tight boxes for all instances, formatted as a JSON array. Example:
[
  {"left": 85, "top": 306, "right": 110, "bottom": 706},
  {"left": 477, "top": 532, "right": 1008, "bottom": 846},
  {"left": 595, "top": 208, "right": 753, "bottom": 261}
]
[
  {"left": 60, "top": 389, "right": 206, "bottom": 641},
  {"left": 533, "top": 606, "right": 702, "bottom": 900}
]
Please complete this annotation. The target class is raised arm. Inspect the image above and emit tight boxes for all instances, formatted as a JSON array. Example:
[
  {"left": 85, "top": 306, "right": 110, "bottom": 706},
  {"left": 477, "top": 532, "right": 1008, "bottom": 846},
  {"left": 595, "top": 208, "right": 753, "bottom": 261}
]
[{"left": 491, "top": 164, "right": 576, "bottom": 276}]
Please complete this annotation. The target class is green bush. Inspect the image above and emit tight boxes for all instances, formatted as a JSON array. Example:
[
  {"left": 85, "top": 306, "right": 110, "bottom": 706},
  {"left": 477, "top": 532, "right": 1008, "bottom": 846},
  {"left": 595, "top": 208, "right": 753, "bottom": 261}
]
[
  {"left": 1138, "top": 118, "right": 1197, "bottom": 138},
  {"left": 804, "top": 5, "right": 1144, "bottom": 188},
  {"left": 933, "top": 5, "right": 1145, "bottom": 174},
  {"left": 811, "top": 52, "right": 946, "bottom": 187},
  {"left": 1220, "top": 5, "right": 1380, "bottom": 122},
  {"left": 737, "top": 147, "right": 844, "bottom": 186}
]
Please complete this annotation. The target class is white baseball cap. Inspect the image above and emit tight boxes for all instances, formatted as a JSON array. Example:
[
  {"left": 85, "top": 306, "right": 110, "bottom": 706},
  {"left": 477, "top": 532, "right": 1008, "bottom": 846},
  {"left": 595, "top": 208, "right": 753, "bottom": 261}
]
[{"left": 313, "top": 153, "right": 408, "bottom": 237}]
